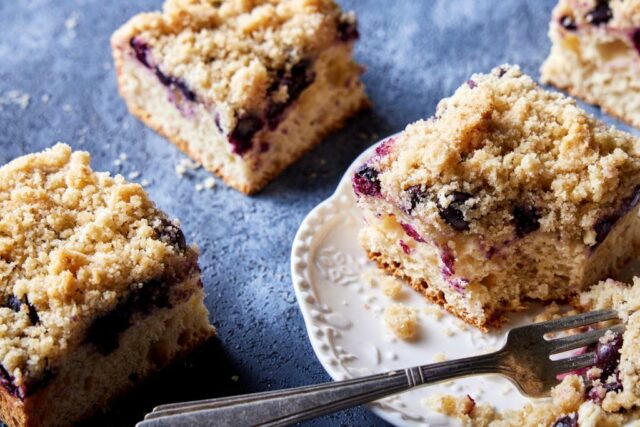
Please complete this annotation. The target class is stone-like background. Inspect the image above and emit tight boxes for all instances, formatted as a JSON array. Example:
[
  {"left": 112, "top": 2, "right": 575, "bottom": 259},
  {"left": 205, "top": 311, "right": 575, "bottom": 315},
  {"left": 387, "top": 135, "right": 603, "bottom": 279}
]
[{"left": 0, "top": 1, "right": 636, "bottom": 425}]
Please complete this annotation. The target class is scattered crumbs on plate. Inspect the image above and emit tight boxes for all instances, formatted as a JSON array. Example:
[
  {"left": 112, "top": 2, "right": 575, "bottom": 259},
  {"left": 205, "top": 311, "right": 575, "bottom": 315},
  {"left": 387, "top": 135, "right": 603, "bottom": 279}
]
[
  {"left": 363, "top": 303, "right": 370, "bottom": 310},
  {"left": 62, "top": 103, "right": 73, "bottom": 113},
  {"left": 113, "top": 159, "right": 122, "bottom": 167},
  {"left": 366, "top": 295, "right": 377, "bottom": 304},
  {"left": 195, "top": 183, "right": 204, "bottom": 192},
  {"left": 140, "top": 179, "right": 151, "bottom": 187},
  {"left": 0, "top": 90, "right": 30, "bottom": 111},
  {"left": 360, "top": 269, "right": 378, "bottom": 288},
  {"left": 444, "top": 327, "right": 455, "bottom": 337},
  {"left": 443, "top": 381, "right": 455, "bottom": 388},
  {"left": 433, "top": 352, "right": 447, "bottom": 362},
  {"left": 341, "top": 300, "right": 348, "bottom": 306},
  {"left": 381, "top": 276, "right": 403, "bottom": 299},
  {"left": 41, "top": 94, "right": 50, "bottom": 104},
  {"left": 384, "top": 303, "right": 418, "bottom": 340},
  {"left": 119, "top": 153, "right": 128, "bottom": 161},
  {"left": 423, "top": 305, "right": 443, "bottom": 320},
  {"left": 385, "top": 351, "right": 398, "bottom": 361},
  {"left": 127, "top": 171, "right": 140, "bottom": 180},
  {"left": 231, "top": 375, "right": 239, "bottom": 382}
]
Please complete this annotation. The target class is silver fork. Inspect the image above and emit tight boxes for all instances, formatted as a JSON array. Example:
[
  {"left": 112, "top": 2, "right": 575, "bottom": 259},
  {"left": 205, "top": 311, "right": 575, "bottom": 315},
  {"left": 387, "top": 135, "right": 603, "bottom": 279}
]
[{"left": 136, "top": 309, "right": 622, "bottom": 427}]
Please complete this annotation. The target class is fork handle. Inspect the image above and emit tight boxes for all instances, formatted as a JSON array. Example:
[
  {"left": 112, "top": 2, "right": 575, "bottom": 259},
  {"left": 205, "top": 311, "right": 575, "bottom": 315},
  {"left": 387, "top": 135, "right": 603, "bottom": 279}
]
[{"left": 136, "top": 351, "right": 504, "bottom": 427}]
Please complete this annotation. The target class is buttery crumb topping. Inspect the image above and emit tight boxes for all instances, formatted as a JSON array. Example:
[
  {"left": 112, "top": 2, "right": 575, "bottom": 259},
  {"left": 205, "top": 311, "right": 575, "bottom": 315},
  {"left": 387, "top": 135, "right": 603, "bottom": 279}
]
[
  {"left": 112, "top": 0, "right": 355, "bottom": 112},
  {"left": 368, "top": 65, "right": 640, "bottom": 244},
  {"left": 0, "top": 143, "right": 195, "bottom": 387}
]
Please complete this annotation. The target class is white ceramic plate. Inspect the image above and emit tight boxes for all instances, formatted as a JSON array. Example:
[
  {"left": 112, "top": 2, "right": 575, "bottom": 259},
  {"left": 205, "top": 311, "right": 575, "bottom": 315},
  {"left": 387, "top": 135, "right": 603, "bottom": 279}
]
[{"left": 290, "top": 136, "right": 561, "bottom": 426}]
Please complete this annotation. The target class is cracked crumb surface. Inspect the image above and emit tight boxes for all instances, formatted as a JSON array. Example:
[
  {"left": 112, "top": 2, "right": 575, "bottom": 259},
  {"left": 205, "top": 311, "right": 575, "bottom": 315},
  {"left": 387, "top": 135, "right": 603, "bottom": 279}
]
[
  {"left": 112, "top": 0, "right": 356, "bottom": 113},
  {"left": 383, "top": 303, "right": 417, "bottom": 339},
  {"left": 368, "top": 64, "right": 640, "bottom": 245},
  {"left": 0, "top": 143, "right": 196, "bottom": 387}
]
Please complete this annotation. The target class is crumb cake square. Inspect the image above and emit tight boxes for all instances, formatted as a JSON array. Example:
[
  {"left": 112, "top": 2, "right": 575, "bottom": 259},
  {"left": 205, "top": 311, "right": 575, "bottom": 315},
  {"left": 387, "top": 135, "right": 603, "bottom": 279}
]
[
  {"left": 0, "top": 144, "right": 215, "bottom": 427},
  {"left": 353, "top": 65, "right": 640, "bottom": 330},
  {"left": 112, "top": 0, "right": 369, "bottom": 195},
  {"left": 427, "top": 277, "right": 640, "bottom": 427},
  {"left": 541, "top": 0, "right": 640, "bottom": 127}
]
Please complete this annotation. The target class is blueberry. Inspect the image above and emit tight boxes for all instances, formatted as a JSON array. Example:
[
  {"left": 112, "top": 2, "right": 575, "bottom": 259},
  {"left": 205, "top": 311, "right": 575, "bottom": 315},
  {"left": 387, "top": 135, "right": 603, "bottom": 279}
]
[
  {"left": 466, "top": 79, "right": 477, "bottom": 89},
  {"left": 337, "top": 19, "right": 359, "bottom": 41},
  {"left": 586, "top": 1, "right": 612, "bottom": 25},
  {"left": 560, "top": 15, "right": 577, "bottom": 31},
  {"left": 265, "top": 60, "right": 315, "bottom": 129},
  {"left": 352, "top": 165, "right": 381, "bottom": 196},
  {"left": 512, "top": 204, "right": 540, "bottom": 237},
  {"left": 437, "top": 191, "right": 472, "bottom": 231},
  {"left": 129, "top": 37, "right": 151, "bottom": 68},
  {"left": 5, "top": 295, "right": 39, "bottom": 325},
  {"left": 154, "top": 218, "right": 187, "bottom": 252},
  {"left": 6, "top": 295, "right": 21, "bottom": 312},
  {"left": 632, "top": 28, "right": 640, "bottom": 53},
  {"left": 229, "top": 114, "right": 264, "bottom": 155},
  {"left": 0, "top": 364, "right": 21, "bottom": 399},
  {"left": 154, "top": 67, "right": 197, "bottom": 102},
  {"left": 87, "top": 278, "right": 173, "bottom": 355},
  {"left": 405, "top": 185, "right": 428, "bottom": 212},
  {"left": 552, "top": 413, "right": 578, "bottom": 427},
  {"left": 595, "top": 332, "right": 623, "bottom": 377},
  {"left": 593, "top": 186, "right": 640, "bottom": 247}
]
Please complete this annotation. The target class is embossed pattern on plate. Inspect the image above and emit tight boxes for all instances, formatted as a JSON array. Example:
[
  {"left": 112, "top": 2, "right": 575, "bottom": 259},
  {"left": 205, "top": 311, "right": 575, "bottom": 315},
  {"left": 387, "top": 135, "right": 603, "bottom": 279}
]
[{"left": 291, "top": 136, "right": 541, "bottom": 427}]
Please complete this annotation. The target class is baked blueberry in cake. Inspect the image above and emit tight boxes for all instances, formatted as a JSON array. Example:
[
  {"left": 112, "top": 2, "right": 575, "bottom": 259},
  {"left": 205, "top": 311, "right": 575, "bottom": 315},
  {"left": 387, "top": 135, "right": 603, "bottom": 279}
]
[
  {"left": 353, "top": 65, "right": 640, "bottom": 330},
  {"left": 0, "top": 144, "right": 215, "bottom": 427},
  {"left": 542, "top": 0, "right": 640, "bottom": 127},
  {"left": 112, "top": 0, "right": 369, "bottom": 194}
]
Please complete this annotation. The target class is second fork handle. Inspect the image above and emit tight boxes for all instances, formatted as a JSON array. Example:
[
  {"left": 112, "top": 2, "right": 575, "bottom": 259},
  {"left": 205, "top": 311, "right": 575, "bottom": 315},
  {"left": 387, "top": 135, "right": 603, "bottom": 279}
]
[{"left": 137, "top": 350, "right": 505, "bottom": 427}]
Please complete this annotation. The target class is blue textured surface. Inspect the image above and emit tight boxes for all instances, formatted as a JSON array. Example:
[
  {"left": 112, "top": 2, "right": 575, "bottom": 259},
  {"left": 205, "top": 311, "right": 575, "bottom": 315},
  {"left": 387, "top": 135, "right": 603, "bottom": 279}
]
[{"left": 0, "top": 1, "right": 637, "bottom": 426}]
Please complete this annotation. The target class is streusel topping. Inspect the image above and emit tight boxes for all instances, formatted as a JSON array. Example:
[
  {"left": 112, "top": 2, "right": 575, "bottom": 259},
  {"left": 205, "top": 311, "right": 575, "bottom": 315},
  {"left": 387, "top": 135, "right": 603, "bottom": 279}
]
[
  {"left": 368, "top": 65, "right": 640, "bottom": 244},
  {"left": 552, "top": 0, "right": 640, "bottom": 29},
  {"left": 0, "top": 144, "right": 193, "bottom": 386},
  {"left": 114, "top": 0, "right": 354, "bottom": 110}
]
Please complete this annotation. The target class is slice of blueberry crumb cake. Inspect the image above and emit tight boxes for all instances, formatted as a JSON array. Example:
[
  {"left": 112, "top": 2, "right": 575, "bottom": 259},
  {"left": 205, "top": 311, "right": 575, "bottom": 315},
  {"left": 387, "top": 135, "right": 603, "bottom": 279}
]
[
  {"left": 0, "top": 144, "right": 214, "bottom": 427},
  {"left": 112, "top": 0, "right": 369, "bottom": 194},
  {"left": 353, "top": 64, "right": 640, "bottom": 330}
]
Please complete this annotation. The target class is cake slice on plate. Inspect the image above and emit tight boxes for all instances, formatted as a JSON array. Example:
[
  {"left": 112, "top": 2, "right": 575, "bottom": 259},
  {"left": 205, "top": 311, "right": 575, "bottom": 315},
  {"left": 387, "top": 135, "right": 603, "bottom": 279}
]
[
  {"left": 112, "top": 0, "right": 369, "bottom": 194},
  {"left": 0, "top": 144, "right": 214, "bottom": 427},
  {"left": 541, "top": 0, "right": 640, "bottom": 127},
  {"left": 353, "top": 65, "right": 640, "bottom": 330}
]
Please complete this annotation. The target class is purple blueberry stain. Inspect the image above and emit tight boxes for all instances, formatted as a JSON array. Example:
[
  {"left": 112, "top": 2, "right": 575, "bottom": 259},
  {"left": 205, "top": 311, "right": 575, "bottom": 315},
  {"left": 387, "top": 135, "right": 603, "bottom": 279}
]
[
  {"left": 440, "top": 248, "right": 469, "bottom": 293},
  {"left": 86, "top": 277, "right": 175, "bottom": 355},
  {"left": 265, "top": 60, "right": 315, "bottom": 130},
  {"left": 375, "top": 137, "right": 397, "bottom": 158},
  {"left": 552, "top": 413, "right": 578, "bottom": 427},
  {"left": 352, "top": 165, "right": 381, "bottom": 197},
  {"left": 0, "top": 364, "right": 23, "bottom": 399},
  {"left": 586, "top": 0, "right": 612, "bottom": 25},
  {"left": 560, "top": 15, "right": 577, "bottom": 31},
  {"left": 130, "top": 37, "right": 151, "bottom": 67},
  {"left": 229, "top": 114, "right": 264, "bottom": 155},
  {"left": 437, "top": 191, "right": 472, "bottom": 231},
  {"left": 512, "top": 204, "right": 540, "bottom": 237},
  {"left": 592, "top": 186, "right": 640, "bottom": 247},
  {"left": 632, "top": 28, "right": 640, "bottom": 53},
  {"left": 399, "top": 240, "right": 412, "bottom": 255},
  {"left": 466, "top": 79, "right": 477, "bottom": 89},
  {"left": 155, "top": 66, "right": 197, "bottom": 102},
  {"left": 400, "top": 222, "right": 426, "bottom": 243}
]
